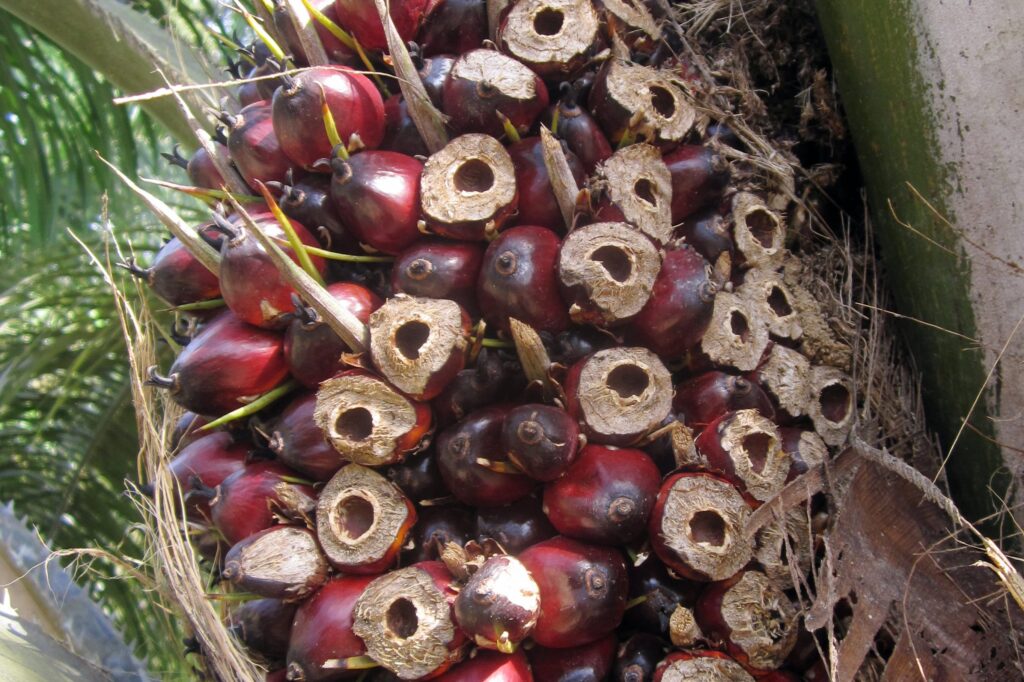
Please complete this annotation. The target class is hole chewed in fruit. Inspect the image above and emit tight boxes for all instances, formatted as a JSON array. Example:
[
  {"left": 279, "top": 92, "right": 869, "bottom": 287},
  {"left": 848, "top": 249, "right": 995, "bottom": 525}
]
[
  {"left": 730, "top": 310, "right": 751, "bottom": 342},
  {"left": 334, "top": 494, "right": 375, "bottom": 542},
  {"left": 634, "top": 178, "right": 657, "bottom": 206},
  {"left": 591, "top": 245, "right": 633, "bottom": 283},
  {"left": 690, "top": 510, "right": 726, "bottom": 546},
  {"left": 534, "top": 8, "right": 565, "bottom": 35},
  {"left": 395, "top": 320, "right": 431, "bottom": 360},
  {"left": 767, "top": 286, "right": 793, "bottom": 317},
  {"left": 819, "top": 383, "right": 851, "bottom": 423},
  {"left": 454, "top": 159, "right": 495, "bottom": 193},
  {"left": 742, "top": 432, "right": 772, "bottom": 474},
  {"left": 387, "top": 598, "right": 419, "bottom": 638},
  {"left": 649, "top": 85, "right": 677, "bottom": 118},
  {"left": 747, "top": 209, "right": 777, "bottom": 249},
  {"left": 337, "top": 407, "right": 374, "bottom": 441},
  {"left": 606, "top": 364, "right": 650, "bottom": 399}
]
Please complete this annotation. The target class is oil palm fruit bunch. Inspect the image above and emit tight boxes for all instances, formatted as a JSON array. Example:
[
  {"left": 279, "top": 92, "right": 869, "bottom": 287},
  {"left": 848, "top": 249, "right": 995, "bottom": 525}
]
[{"left": 130, "top": 1, "right": 856, "bottom": 679}]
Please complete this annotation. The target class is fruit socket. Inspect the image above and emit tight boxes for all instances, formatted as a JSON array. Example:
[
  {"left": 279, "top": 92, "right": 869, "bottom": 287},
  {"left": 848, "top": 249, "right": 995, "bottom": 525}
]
[
  {"left": 420, "top": 134, "right": 518, "bottom": 241},
  {"left": 737, "top": 270, "right": 803, "bottom": 341},
  {"left": 653, "top": 650, "right": 755, "bottom": 682},
  {"left": 699, "top": 291, "right": 770, "bottom": 372},
  {"left": 590, "top": 143, "right": 674, "bottom": 246},
  {"left": 391, "top": 240, "right": 484, "bottom": 317},
  {"left": 442, "top": 49, "right": 549, "bottom": 138},
  {"left": 648, "top": 472, "right": 754, "bottom": 582},
  {"left": 673, "top": 371, "right": 776, "bottom": 433},
  {"left": 222, "top": 525, "right": 327, "bottom": 600},
  {"left": 563, "top": 346, "right": 673, "bottom": 446},
  {"left": 589, "top": 60, "right": 695, "bottom": 148},
  {"left": 542, "top": 444, "right": 661, "bottom": 545},
  {"left": 209, "top": 461, "right": 316, "bottom": 545},
  {"left": 558, "top": 222, "right": 661, "bottom": 327},
  {"left": 695, "top": 409, "right": 790, "bottom": 505},
  {"left": 807, "top": 365, "right": 854, "bottom": 446},
  {"left": 352, "top": 561, "right": 466, "bottom": 679},
  {"left": 502, "top": 403, "right": 580, "bottom": 481},
  {"left": 732, "top": 193, "right": 785, "bottom": 269},
  {"left": 779, "top": 427, "right": 828, "bottom": 481},
  {"left": 453, "top": 555, "right": 540, "bottom": 651},
  {"left": 314, "top": 370, "right": 432, "bottom": 467},
  {"left": 368, "top": 296, "right": 471, "bottom": 401},
  {"left": 497, "top": 0, "right": 605, "bottom": 80},
  {"left": 316, "top": 464, "right": 416, "bottom": 574},
  {"left": 507, "top": 136, "right": 586, "bottom": 231}
]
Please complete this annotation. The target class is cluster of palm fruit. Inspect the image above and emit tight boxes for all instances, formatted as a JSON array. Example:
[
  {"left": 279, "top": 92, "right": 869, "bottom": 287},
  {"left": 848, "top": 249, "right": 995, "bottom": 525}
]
[{"left": 131, "top": 0, "right": 855, "bottom": 679}]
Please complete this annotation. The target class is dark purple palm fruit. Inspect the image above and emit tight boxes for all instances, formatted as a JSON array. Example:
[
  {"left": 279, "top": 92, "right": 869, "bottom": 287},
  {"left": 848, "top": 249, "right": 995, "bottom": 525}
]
[
  {"left": 162, "top": 143, "right": 228, "bottom": 191},
  {"left": 286, "top": 575, "right": 378, "bottom": 682},
  {"left": 409, "top": 45, "right": 455, "bottom": 106},
  {"left": 436, "top": 406, "right": 536, "bottom": 508},
  {"left": 507, "top": 136, "right": 586, "bottom": 231},
  {"left": 442, "top": 49, "right": 550, "bottom": 138},
  {"left": 614, "top": 634, "right": 666, "bottom": 682},
  {"left": 212, "top": 212, "right": 327, "bottom": 329},
  {"left": 401, "top": 504, "right": 475, "bottom": 564},
  {"left": 548, "top": 80, "right": 613, "bottom": 173},
  {"left": 119, "top": 227, "right": 221, "bottom": 307},
  {"left": 381, "top": 95, "right": 430, "bottom": 158},
  {"left": 628, "top": 244, "right": 717, "bottom": 360},
  {"left": 518, "top": 536, "right": 629, "bottom": 648},
  {"left": 385, "top": 450, "right": 449, "bottom": 502},
  {"left": 271, "top": 0, "right": 358, "bottom": 67},
  {"left": 476, "top": 493, "right": 557, "bottom": 554},
  {"left": 329, "top": 149, "right": 423, "bottom": 255},
  {"left": 453, "top": 555, "right": 541, "bottom": 652},
  {"left": 228, "top": 598, "right": 297, "bottom": 664},
  {"left": 432, "top": 347, "right": 524, "bottom": 427},
  {"left": 478, "top": 226, "right": 570, "bottom": 335},
  {"left": 248, "top": 44, "right": 283, "bottom": 101},
  {"left": 497, "top": 0, "right": 606, "bottom": 81},
  {"left": 145, "top": 311, "right": 289, "bottom": 416},
  {"left": 419, "top": 134, "right": 520, "bottom": 241},
  {"left": 673, "top": 371, "right": 775, "bottom": 433},
  {"left": 501, "top": 404, "right": 580, "bottom": 482},
  {"left": 220, "top": 101, "right": 293, "bottom": 189},
  {"left": 623, "top": 556, "right": 701, "bottom": 636},
  {"left": 268, "top": 393, "right": 347, "bottom": 482},
  {"left": 663, "top": 145, "right": 730, "bottom": 223},
  {"left": 208, "top": 460, "right": 317, "bottom": 545},
  {"left": 391, "top": 240, "right": 485, "bottom": 316},
  {"left": 165, "top": 431, "right": 249, "bottom": 520},
  {"left": 284, "top": 282, "right": 382, "bottom": 389},
  {"left": 528, "top": 634, "right": 618, "bottom": 681},
  {"left": 169, "top": 411, "right": 208, "bottom": 450},
  {"left": 332, "top": 0, "right": 430, "bottom": 52},
  {"left": 418, "top": 1, "right": 487, "bottom": 57},
  {"left": 272, "top": 65, "right": 386, "bottom": 172},
  {"left": 676, "top": 204, "right": 734, "bottom": 266},
  {"left": 268, "top": 172, "right": 360, "bottom": 253}
]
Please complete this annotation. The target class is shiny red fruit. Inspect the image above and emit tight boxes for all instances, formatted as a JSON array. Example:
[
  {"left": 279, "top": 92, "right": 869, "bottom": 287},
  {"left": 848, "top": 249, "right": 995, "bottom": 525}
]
[
  {"left": 673, "top": 371, "right": 775, "bottom": 433},
  {"left": 476, "top": 493, "right": 557, "bottom": 555},
  {"left": 332, "top": 0, "right": 429, "bottom": 51},
  {"left": 228, "top": 598, "right": 296, "bottom": 664},
  {"left": 663, "top": 145, "right": 729, "bottom": 223},
  {"left": 391, "top": 240, "right": 484, "bottom": 316},
  {"left": 125, "top": 230, "right": 221, "bottom": 306},
  {"left": 443, "top": 49, "right": 549, "bottom": 138},
  {"left": 287, "top": 575, "right": 377, "bottom": 682},
  {"left": 271, "top": 173, "right": 359, "bottom": 253},
  {"left": 418, "top": 1, "right": 487, "bottom": 58},
  {"left": 223, "top": 101, "right": 292, "bottom": 188},
  {"left": 507, "top": 136, "right": 585, "bottom": 231},
  {"left": 502, "top": 404, "right": 580, "bottom": 482},
  {"left": 166, "top": 431, "right": 248, "bottom": 519},
  {"left": 549, "top": 81, "right": 612, "bottom": 173},
  {"left": 269, "top": 393, "right": 347, "bottom": 481},
  {"left": 272, "top": 0, "right": 357, "bottom": 66},
  {"left": 439, "top": 649, "right": 532, "bottom": 681},
  {"left": 211, "top": 461, "right": 316, "bottom": 545}
]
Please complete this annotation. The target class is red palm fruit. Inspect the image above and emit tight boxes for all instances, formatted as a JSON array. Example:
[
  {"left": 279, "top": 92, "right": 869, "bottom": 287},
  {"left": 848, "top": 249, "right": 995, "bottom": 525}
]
[
  {"left": 284, "top": 282, "right": 382, "bottom": 389},
  {"left": 146, "top": 311, "right": 289, "bottom": 416},
  {"left": 221, "top": 101, "right": 292, "bottom": 188},
  {"left": 502, "top": 404, "right": 580, "bottom": 482},
  {"left": 210, "top": 461, "right": 317, "bottom": 545},
  {"left": 314, "top": 369, "right": 433, "bottom": 467},
  {"left": 653, "top": 651, "right": 755, "bottom": 681},
  {"left": 624, "top": 557, "right": 701, "bottom": 636},
  {"left": 476, "top": 493, "right": 556, "bottom": 554},
  {"left": 549, "top": 326, "right": 617, "bottom": 365},
  {"left": 392, "top": 240, "right": 484, "bottom": 316},
  {"left": 779, "top": 427, "right": 828, "bottom": 481},
  {"left": 169, "top": 411, "right": 208, "bottom": 450},
  {"left": 673, "top": 371, "right": 775, "bottom": 433},
  {"left": 507, "top": 136, "right": 585, "bottom": 231},
  {"left": 557, "top": 222, "right": 662, "bottom": 327},
  {"left": 613, "top": 633, "right": 665, "bottom": 682},
  {"left": 497, "top": 0, "right": 605, "bottom": 80},
  {"left": 121, "top": 231, "right": 221, "bottom": 307},
  {"left": 332, "top": 0, "right": 429, "bottom": 51},
  {"left": 543, "top": 445, "right": 661, "bottom": 545},
  {"left": 329, "top": 150, "right": 423, "bottom": 254},
  {"left": 271, "top": 0, "right": 358, "bottom": 66},
  {"left": 433, "top": 347, "right": 524, "bottom": 427},
  {"left": 237, "top": 65, "right": 263, "bottom": 108},
  {"left": 268, "top": 393, "right": 347, "bottom": 481},
  {"left": 385, "top": 450, "right": 449, "bottom": 502},
  {"left": 454, "top": 555, "right": 540, "bottom": 651},
  {"left": 272, "top": 66, "right": 385, "bottom": 171},
  {"left": 316, "top": 464, "right": 416, "bottom": 574},
  {"left": 369, "top": 296, "right": 472, "bottom": 400},
  {"left": 562, "top": 346, "right": 673, "bottom": 446},
  {"left": 420, "top": 134, "right": 519, "bottom": 240},
  {"left": 411, "top": 50, "right": 456, "bottom": 106},
  {"left": 436, "top": 406, "right": 536, "bottom": 507},
  {"left": 676, "top": 204, "right": 734, "bottom": 265},
  {"left": 663, "top": 145, "right": 730, "bottom": 223},
  {"left": 629, "top": 245, "right": 717, "bottom": 360},
  {"left": 418, "top": 1, "right": 487, "bottom": 58},
  {"left": 270, "top": 173, "right": 360, "bottom": 253},
  {"left": 648, "top": 472, "right": 754, "bottom": 582},
  {"left": 381, "top": 94, "right": 430, "bottom": 157},
  {"left": 528, "top": 634, "right": 617, "bottom": 681},
  {"left": 353, "top": 561, "right": 467, "bottom": 679},
  {"left": 442, "top": 49, "right": 549, "bottom": 138},
  {"left": 286, "top": 575, "right": 377, "bottom": 682},
  {"left": 401, "top": 504, "right": 475, "bottom": 564},
  {"left": 588, "top": 60, "right": 695, "bottom": 148},
  {"left": 166, "top": 431, "right": 249, "bottom": 519},
  {"left": 478, "top": 226, "right": 569, "bottom": 335},
  {"left": 518, "top": 536, "right": 628, "bottom": 648},
  {"left": 440, "top": 648, "right": 532, "bottom": 681},
  {"left": 228, "top": 598, "right": 296, "bottom": 663},
  {"left": 163, "top": 143, "right": 228, "bottom": 191},
  {"left": 214, "top": 213, "right": 326, "bottom": 329},
  {"left": 548, "top": 81, "right": 612, "bottom": 173},
  {"left": 695, "top": 571, "right": 799, "bottom": 674},
  {"left": 222, "top": 526, "right": 328, "bottom": 600},
  {"left": 695, "top": 410, "right": 791, "bottom": 505}
]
